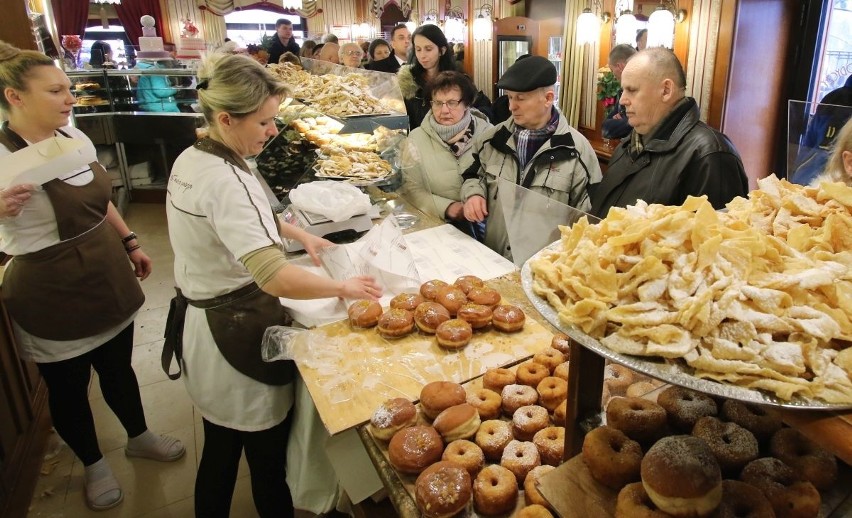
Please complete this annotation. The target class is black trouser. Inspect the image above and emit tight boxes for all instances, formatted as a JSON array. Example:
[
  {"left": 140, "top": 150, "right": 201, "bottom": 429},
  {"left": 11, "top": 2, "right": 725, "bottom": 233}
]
[
  {"left": 195, "top": 416, "right": 294, "bottom": 518},
  {"left": 37, "top": 323, "right": 147, "bottom": 466}
]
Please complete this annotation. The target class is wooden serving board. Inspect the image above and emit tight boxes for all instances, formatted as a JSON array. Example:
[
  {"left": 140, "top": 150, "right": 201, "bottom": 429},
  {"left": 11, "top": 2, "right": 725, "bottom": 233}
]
[{"left": 292, "top": 305, "right": 554, "bottom": 435}]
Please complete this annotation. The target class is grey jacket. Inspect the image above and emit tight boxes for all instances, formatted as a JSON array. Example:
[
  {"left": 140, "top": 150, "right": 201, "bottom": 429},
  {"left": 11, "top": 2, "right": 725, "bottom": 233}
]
[
  {"left": 460, "top": 112, "right": 602, "bottom": 260},
  {"left": 401, "top": 110, "right": 493, "bottom": 220}
]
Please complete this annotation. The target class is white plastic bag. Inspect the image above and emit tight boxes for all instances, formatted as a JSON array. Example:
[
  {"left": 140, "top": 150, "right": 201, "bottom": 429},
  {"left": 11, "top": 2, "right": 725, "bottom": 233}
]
[{"left": 289, "top": 181, "right": 371, "bottom": 222}]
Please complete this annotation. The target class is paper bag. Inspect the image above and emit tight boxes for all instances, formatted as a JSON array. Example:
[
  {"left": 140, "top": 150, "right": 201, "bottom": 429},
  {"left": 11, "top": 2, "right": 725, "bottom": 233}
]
[{"left": 0, "top": 136, "right": 89, "bottom": 189}]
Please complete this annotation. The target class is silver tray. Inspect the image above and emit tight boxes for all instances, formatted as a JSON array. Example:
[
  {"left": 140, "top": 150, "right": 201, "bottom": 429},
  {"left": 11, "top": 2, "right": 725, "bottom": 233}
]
[{"left": 520, "top": 241, "right": 852, "bottom": 410}]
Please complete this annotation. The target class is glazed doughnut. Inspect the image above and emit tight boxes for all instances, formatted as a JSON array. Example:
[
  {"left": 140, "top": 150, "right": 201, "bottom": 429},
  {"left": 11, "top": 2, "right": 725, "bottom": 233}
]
[
  {"left": 512, "top": 405, "right": 550, "bottom": 441},
  {"left": 711, "top": 480, "right": 775, "bottom": 518},
  {"left": 553, "top": 399, "right": 568, "bottom": 426},
  {"left": 532, "top": 347, "right": 567, "bottom": 373},
  {"left": 501, "top": 440, "right": 541, "bottom": 485},
  {"left": 436, "top": 285, "right": 468, "bottom": 316},
  {"left": 553, "top": 361, "right": 569, "bottom": 381},
  {"left": 740, "top": 457, "right": 821, "bottom": 518},
  {"left": 533, "top": 426, "right": 564, "bottom": 466},
  {"left": 420, "top": 381, "right": 466, "bottom": 420},
  {"left": 720, "top": 400, "right": 782, "bottom": 442},
  {"left": 657, "top": 386, "right": 718, "bottom": 432},
  {"left": 420, "top": 279, "right": 449, "bottom": 301},
  {"left": 435, "top": 319, "right": 473, "bottom": 349},
  {"left": 433, "top": 403, "right": 481, "bottom": 442},
  {"left": 466, "top": 388, "right": 502, "bottom": 420},
  {"left": 550, "top": 333, "right": 571, "bottom": 357},
  {"left": 536, "top": 376, "right": 568, "bottom": 412},
  {"left": 376, "top": 308, "right": 415, "bottom": 338},
  {"left": 414, "top": 460, "right": 472, "bottom": 518},
  {"left": 389, "top": 292, "right": 424, "bottom": 311},
  {"left": 582, "top": 425, "right": 643, "bottom": 489},
  {"left": 501, "top": 384, "right": 539, "bottom": 416},
  {"left": 641, "top": 435, "right": 722, "bottom": 517},
  {"left": 524, "top": 465, "right": 556, "bottom": 507},
  {"left": 368, "top": 397, "right": 417, "bottom": 441},
  {"left": 413, "top": 301, "right": 451, "bottom": 334},
  {"left": 475, "top": 419, "right": 514, "bottom": 461},
  {"left": 442, "top": 439, "right": 485, "bottom": 478},
  {"left": 769, "top": 427, "right": 838, "bottom": 490},
  {"left": 615, "top": 482, "right": 671, "bottom": 518},
  {"left": 517, "top": 504, "right": 554, "bottom": 518},
  {"left": 454, "top": 274, "right": 484, "bottom": 294},
  {"left": 483, "top": 367, "right": 516, "bottom": 394},
  {"left": 388, "top": 425, "right": 444, "bottom": 474},
  {"left": 473, "top": 464, "right": 518, "bottom": 515},
  {"left": 516, "top": 361, "right": 549, "bottom": 388},
  {"left": 692, "top": 416, "right": 759, "bottom": 475},
  {"left": 605, "top": 396, "right": 667, "bottom": 444},
  {"left": 347, "top": 299, "right": 382, "bottom": 328},
  {"left": 467, "top": 285, "right": 501, "bottom": 307},
  {"left": 492, "top": 304, "right": 526, "bottom": 332},
  {"left": 604, "top": 364, "right": 634, "bottom": 395},
  {"left": 457, "top": 303, "right": 493, "bottom": 329},
  {"left": 626, "top": 381, "right": 659, "bottom": 399}
]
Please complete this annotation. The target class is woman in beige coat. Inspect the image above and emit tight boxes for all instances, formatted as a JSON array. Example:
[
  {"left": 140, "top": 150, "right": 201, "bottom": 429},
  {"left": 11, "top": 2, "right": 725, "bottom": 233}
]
[{"left": 401, "top": 71, "right": 492, "bottom": 237}]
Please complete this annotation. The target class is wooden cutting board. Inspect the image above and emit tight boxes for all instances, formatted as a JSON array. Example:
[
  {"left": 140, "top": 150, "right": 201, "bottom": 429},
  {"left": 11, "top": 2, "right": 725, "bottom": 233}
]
[{"left": 292, "top": 303, "right": 554, "bottom": 435}]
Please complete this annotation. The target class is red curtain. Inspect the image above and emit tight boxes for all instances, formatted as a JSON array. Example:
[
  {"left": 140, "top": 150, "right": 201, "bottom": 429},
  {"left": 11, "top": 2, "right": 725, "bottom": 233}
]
[
  {"left": 115, "top": 0, "right": 167, "bottom": 46},
  {"left": 50, "top": 0, "right": 89, "bottom": 37}
]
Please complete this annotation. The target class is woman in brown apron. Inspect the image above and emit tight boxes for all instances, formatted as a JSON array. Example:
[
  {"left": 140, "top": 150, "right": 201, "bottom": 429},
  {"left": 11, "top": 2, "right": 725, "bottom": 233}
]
[
  {"left": 165, "top": 53, "right": 381, "bottom": 518},
  {"left": 0, "top": 41, "right": 185, "bottom": 511}
]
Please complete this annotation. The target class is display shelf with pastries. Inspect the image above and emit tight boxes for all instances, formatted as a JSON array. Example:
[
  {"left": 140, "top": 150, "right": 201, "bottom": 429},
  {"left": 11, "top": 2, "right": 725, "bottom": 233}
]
[{"left": 254, "top": 99, "right": 408, "bottom": 204}]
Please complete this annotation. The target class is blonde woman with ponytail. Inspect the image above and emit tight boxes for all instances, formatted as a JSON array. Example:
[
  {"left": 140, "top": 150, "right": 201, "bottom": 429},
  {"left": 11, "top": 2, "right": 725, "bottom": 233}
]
[
  {"left": 164, "top": 52, "right": 381, "bottom": 517},
  {"left": 0, "top": 40, "right": 184, "bottom": 511}
]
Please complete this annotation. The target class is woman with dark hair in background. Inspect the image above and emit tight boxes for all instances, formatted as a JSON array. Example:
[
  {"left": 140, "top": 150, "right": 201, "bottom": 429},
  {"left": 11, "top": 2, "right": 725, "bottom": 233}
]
[
  {"left": 364, "top": 38, "right": 391, "bottom": 69},
  {"left": 398, "top": 24, "right": 457, "bottom": 130},
  {"left": 89, "top": 40, "right": 114, "bottom": 68},
  {"left": 299, "top": 40, "right": 316, "bottom": 59}
]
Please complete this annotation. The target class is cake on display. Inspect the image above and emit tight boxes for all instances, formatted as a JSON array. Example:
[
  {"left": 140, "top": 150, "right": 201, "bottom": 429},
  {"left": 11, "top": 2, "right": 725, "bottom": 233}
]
[
  {"left": 176, "top": 18, "right": 205, "bottom": 60},
  {"left": 137, "top": 15, "right": 171, "bottom": 59}
]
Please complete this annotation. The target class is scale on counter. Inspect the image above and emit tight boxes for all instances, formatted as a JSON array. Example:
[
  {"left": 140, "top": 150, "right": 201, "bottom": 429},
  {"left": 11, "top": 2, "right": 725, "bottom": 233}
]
[{"left": 279, "top": 204, "right": 378, "bottom": 252}]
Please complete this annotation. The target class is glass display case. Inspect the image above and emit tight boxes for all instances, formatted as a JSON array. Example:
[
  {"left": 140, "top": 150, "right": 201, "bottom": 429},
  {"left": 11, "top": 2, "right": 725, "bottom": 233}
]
[{"left": 68, "top": 68, "right": 198, "bottom": 114}]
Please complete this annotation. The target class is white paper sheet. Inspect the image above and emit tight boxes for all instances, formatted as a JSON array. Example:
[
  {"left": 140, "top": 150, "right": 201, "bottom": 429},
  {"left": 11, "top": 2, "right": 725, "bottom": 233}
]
[
  {"left": 279, "top": 222, "right": 516, "bottom": 327},
  {"left": 0, "top": 137, "right": 89, "bottom": 189}
]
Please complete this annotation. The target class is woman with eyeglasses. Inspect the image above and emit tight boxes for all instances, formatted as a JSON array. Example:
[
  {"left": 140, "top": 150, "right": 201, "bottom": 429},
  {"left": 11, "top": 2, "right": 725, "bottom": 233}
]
[
  {"left": 401, "top": 71, "right": 492, "bottom": 237},
  {"left": 338, "top": 42, "right": 363, "bottom": 68}
]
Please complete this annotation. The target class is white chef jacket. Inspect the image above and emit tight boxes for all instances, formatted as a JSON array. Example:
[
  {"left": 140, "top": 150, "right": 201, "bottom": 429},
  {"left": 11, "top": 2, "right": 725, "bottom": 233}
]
[{"left": 166, "top": 145, "right": 293, "bottom": 431}]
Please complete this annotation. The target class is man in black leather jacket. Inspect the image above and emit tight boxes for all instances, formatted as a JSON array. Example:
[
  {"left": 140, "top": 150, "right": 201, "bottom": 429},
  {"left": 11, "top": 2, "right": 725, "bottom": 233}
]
[{"left": 591, "top": 48, "right": 749, "bottom": 218}]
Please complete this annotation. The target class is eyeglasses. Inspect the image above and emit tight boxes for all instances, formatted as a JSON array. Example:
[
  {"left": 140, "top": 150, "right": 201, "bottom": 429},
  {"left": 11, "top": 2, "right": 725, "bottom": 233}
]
[
  {"left": 345, "top": 50, "right": 363, "bottom": 56},
  {"left": 430, "top": 99, "right": 463, "bottom": 109}
]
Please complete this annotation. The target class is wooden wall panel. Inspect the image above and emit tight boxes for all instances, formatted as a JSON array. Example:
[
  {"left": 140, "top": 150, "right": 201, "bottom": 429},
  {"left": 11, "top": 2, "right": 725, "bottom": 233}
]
[
  {"left": 2, "top": 0, "right": 37, "bottom": 51},
  {"left": 717, "top": 0, "right": 796, "bottom": 187}
]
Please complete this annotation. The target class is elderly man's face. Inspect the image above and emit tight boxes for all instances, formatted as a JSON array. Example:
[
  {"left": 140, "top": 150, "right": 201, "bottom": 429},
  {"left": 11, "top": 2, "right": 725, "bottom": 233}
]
[
  {"left": 619, "top": 56, "right": 673, "bottom": 135},
  {"left": 319, "top": 43, "right": 340, "bottom": 64},
  {"left": 507, "top": 88, "right": 554, "bottom": 130},
  {"left": 341, "top": 44, "right": 363, "bottom": 67}
]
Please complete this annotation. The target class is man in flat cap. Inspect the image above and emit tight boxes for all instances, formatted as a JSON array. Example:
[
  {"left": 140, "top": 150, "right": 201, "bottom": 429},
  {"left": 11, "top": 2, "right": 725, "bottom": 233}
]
[
  {"left": 460, "top": 55, "right": 601, "bottom": 260},
  {"left": 590, "top": 48, "right": 748, "bottom": 218}
]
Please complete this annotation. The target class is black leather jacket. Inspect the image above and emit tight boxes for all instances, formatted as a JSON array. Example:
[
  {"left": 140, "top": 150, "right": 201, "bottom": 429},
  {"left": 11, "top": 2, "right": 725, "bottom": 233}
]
[{"left": 591, "top": 98, "right": 748, "bottom": 218}]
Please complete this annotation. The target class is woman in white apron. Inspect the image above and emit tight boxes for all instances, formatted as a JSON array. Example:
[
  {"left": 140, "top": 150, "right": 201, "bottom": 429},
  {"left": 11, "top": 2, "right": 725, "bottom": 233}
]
[
  {"left": 0, "top": 41, "right": 185, "bottom": 511},
  {"left": 164, "top": 53, "right": 381, "bottom": 517}
]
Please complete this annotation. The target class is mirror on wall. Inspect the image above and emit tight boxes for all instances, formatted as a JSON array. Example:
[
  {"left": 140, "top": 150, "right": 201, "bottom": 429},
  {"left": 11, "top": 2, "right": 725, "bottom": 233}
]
[{"left": 612, "top": 0, "right": 678, "bottom": 50}]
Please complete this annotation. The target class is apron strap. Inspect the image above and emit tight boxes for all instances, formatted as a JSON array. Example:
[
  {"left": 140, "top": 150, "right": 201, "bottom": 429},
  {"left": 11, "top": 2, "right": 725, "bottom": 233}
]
[{"left": 162, "top": 288, "right": 188, "bottom": 380}]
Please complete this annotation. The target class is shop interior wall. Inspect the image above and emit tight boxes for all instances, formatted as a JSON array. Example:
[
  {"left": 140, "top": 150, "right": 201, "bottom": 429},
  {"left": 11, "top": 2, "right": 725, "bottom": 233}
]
[{"left": 3, "top": 0, "right": 39, "bottom": 52}]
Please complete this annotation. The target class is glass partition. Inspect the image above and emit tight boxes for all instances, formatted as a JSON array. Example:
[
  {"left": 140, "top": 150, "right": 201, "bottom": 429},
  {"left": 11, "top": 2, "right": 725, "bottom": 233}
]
[{"left": 787, "top": 99, "right": 852, "bottom": 185}]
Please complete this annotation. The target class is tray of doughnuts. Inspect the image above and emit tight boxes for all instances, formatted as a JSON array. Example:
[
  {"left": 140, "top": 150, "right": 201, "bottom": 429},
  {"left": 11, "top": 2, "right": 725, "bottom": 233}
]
[
  {"left": 364, "top": 339, "right": 578, "bottom": 518},
  {"left": 535, "top": 384, "right": 851, "bottom": 518}
]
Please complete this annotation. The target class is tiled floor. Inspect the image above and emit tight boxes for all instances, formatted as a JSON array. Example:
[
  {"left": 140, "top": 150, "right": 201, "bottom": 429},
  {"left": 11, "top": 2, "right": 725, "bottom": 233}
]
[{"left": 26, "top": 203, "right": 258, "bottom": 518}]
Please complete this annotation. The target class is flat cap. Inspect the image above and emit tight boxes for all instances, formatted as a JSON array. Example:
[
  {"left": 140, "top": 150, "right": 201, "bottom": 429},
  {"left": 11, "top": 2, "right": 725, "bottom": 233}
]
[{"left": 496, "top": 56, "right": 557, "bottom": 92}]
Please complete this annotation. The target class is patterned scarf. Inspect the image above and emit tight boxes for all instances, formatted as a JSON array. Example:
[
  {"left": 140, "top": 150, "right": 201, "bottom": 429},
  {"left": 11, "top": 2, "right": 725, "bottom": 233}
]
[
  {"left": 514, "top": 107, "right": 560, "bottom": 171},
  {"left": 432, "top": 110, "right": 475, "bottom": 157}
]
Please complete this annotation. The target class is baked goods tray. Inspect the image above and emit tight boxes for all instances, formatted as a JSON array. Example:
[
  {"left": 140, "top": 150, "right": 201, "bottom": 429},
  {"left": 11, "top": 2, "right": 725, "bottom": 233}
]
[{"left": 519, "top": 242, "right": 852, "bottom": 411}]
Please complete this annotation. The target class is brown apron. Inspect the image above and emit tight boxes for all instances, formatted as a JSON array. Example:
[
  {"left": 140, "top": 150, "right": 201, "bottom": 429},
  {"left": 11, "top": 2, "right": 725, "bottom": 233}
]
[
  {"left": 161, "top": 138, "right": 294, "bottom": 386},
  {"left": 0, "top": 123, "right": 144, "bottom": 341}
]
